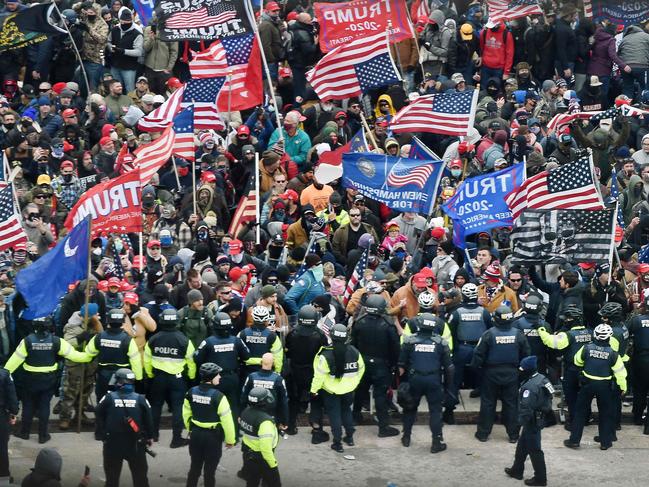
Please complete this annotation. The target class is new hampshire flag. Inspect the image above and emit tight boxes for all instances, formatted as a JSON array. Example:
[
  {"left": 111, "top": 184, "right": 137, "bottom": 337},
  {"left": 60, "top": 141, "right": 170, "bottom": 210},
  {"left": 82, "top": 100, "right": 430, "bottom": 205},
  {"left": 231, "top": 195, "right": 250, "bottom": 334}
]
[{"left": 16, "top": 217, "right": 91, "bottom": 319}]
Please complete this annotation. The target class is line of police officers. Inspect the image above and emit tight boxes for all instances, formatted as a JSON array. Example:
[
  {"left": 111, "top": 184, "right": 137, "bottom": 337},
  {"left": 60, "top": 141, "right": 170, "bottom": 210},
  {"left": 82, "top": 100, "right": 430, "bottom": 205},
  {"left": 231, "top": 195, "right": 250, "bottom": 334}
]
[{"left": 1, "top": 278, "right": 649, "bottom": 485}]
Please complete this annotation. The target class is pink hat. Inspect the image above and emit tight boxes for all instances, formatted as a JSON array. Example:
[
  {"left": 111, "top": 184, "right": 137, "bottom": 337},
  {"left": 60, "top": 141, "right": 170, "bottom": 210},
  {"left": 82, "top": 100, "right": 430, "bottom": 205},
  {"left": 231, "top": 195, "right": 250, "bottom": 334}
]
[{"left": 329, "top": 278, "right": 345, "bottom": 296}]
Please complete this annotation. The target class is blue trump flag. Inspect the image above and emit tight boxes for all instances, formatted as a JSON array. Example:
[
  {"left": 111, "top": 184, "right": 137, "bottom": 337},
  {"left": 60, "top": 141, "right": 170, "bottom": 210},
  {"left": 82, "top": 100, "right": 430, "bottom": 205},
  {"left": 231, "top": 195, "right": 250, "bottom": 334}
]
[
  {"left": 16, "top": 218, "right": 91, "bottom": 319},
  {"left": 342, "top": 153, "right": 445, "bottom": 215},
  {"left": 442, "top": 164, "right": 525, "bottom": 248},
  {"left": 133, "top": 0, "right": 154, "bottom": 25}
]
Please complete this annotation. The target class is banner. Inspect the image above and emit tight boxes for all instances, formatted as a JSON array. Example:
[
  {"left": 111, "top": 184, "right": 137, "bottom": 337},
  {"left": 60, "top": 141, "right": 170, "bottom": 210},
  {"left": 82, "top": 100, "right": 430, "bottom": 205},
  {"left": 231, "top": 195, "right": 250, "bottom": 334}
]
[
  {"left": 0, "top": 3, "right": 66, "bottom": 52},
  {"left": 442, "top": 164, "right": 525, "bottom": 247},
  {"left": 133, "top": 0, "right": 155, "bottom": 26},
  {"left": 585, "top": 0, "right": 649, "bottom": 27},
  {"left": 64, "top": 170, "right": 142, "bottom": 236},
  {"left": 342, "top": 152, "right": 444, "bottom": 215},
  {"left": 314, "top": 0, "right": 412, "bottom": 53},
  {"left": 155, "top": 0, "right": 254, "bottom": 42}
]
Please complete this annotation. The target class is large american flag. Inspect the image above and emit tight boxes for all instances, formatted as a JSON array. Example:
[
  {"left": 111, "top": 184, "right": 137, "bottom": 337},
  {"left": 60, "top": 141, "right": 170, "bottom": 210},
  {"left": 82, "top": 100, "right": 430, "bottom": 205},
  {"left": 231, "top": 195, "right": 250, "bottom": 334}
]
[
  {"left": 138, "top": 86, "right": 184, "bottom": 132},
  {"left": 172, "top": 105, "right": 195, "bottom": 162},
  {"left": 487, "top": 0, "right": 543, "bottom": 22},
  {"left": 343, "top": 247, "right": 369, "bottom": 306},
  {"left": 165, "top": 3, "right": 237, "bottom": 29},
  {"left": 511, "top": 209, "right": 614, "bottom": 264},
  {"left": 0, "top": 184, "right": 28, "bottom": 252},
  {"left": 387, "top": 159, "right": 434, "bottom": 188},
  {"left": 306, "top": 32, "right": 401, "bottom": 101},
  {"left": 546, "top": 112, "right": 597, "bottom": 134},
  {"left": 505, "top": 156, "right": 604, "bottom": 220},
  {"left": 133, "top": 126, "right": 175, "bottom": 185},
  {"left": 228, "top": 189, "right": 257, "bottom": 238},
  {"left": 182, "top": 77, "right": 226, "bottom": 130},
  {"left": 390, "top": 90, "right": 478, "bottom": 136}
]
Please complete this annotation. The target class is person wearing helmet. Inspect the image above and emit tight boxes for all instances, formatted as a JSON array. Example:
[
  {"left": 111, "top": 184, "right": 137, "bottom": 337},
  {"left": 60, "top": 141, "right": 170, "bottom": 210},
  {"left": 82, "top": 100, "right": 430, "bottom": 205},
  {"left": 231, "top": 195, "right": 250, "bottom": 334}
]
[
  {"left": 194, "top": 312, "right": 250, "bottom": 431},
  {"left": 5, "top": 317, "right": 90, "bottom": 443},
  {"left": 85, "top": 308, "right": 142, "bottom": 405},
  {"left": 350, "top": 294, "right": 400, "bottom": 438},
  {"left": 241, "top": 353, "right": 289, "bottom": 430},
  {"left": 345, "top": 268, "right": 395, "bottom": 319},
  {"left": 95, "top": 368, "right": 154, "bottom": 486},
  {"left": 627, "top": 292, "right": 649, "bottom": 432},
  {"left": 311, "top": 324, "right": 365, "bottom": 453},
  {"left": 182, "top": 362, "right": 236, "bottom": 487},
  {"left": 513, "top": 295, "right": 549, "bottom": 375},
  {"left": 445, "top": 282, "right": 493, "bottom": 423},
  {"left": 239, "top": 386, "right": 281, "bottom": 486},
  {"left": 284, "top": 305, "right": 328, "bottom": 438},
  {"left": 144, "top": 308, "right": 196, "bottom": 448},
  {"left": 398, "top": 312, "right": 454, "bottom": 452},
  {"left": 403, "top": 291, "right": 453, "bottom": 349},
  {"left": 471, "top": 305, "right": 531, "bottom": 442},
  {"left": 238, "top": 305, "right": 283, "bottom": 377},
  {"left": 564, "top": 323, "right": 627, "bottom": 450},
  {"left": 504, "top": 356, "right": 553, "bottom": 487}
]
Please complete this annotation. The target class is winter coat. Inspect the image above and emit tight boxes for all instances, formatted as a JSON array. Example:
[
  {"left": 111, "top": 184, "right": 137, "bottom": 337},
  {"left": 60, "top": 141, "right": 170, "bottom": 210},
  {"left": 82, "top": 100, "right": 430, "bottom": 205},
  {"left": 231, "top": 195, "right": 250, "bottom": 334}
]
[
  {"left": 529, "top": 268, "right": 583, "bottom": 329},
  {"left": 554, "top": 18, "right": 577, "bottom": 70},
  {"left": 420, "top": 10, "right": 452, "bottom": 64},
  {"left": 389, "top": 277, "right": 422, "bottom": 322},
  {"left": 588, "top": 28, "right": 627, "bottom": 76},
  {"left": 479, "top": 22, "right": 514, "bottom": 73},
  {"left": 143, "top": 26, "right": 178, "bottom": 72},
  {"left": 259, "top": 14, "right": 283, "bottom": 63},
  {"left": 284, "top": 270, "right": 325, "bottom": 314},
  {"left": 78, "top": 3, "right": 109, "bottom": 65},
  {"left": 178, "top": 306, "right": 210, "bottom": 348},
  {"left": 619, "top": 26, "right": 649, "bottom": 68},
  {"left": 21, "top": 448, "right": 63, "bottom": 487},
  {"left": 287, "top": 21, "right": 318, "bottom": 68},
  {"left": 477, "top": 282, "right": 520, "bottom": 314}
]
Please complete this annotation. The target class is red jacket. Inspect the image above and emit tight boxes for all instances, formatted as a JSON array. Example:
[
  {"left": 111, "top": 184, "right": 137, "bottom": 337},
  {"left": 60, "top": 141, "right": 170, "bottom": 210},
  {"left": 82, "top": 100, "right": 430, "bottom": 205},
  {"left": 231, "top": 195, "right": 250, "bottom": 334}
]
[{"left": 480, "top": 23, "right": 514, "bottom": 74}]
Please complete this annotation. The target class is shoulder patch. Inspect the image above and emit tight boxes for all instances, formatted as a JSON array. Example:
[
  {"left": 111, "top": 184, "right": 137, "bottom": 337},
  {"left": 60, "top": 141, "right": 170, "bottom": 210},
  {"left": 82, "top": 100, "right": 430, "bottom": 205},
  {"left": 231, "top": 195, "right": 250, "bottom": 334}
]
[
  {"left": 544, "top": 382, "right": 555, "bottom": 394},
  {"left": 523, "top": 390, "right": 530, "bottom": 398}
]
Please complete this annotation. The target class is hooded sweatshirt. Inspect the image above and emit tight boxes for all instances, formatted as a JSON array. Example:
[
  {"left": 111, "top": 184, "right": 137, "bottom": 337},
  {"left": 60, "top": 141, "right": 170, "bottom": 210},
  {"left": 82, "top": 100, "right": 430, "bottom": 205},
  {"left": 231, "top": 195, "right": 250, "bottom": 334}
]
[
  {"left": 21, "top": 448, "right": 63, "bottom": 487},
  {"left": 619, "top": 26, "right": 649, "bottom": 68}
]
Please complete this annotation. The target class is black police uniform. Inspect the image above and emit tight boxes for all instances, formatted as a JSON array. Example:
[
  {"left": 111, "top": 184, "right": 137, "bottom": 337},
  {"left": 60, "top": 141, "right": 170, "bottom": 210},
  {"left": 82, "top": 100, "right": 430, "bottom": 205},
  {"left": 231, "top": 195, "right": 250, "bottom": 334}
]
[
  {"left": 350, "top": 310, "right": 400, "bottom": 433},
  {"left": 513, "top": 314, "right": 548, "bottom": 374},
  {"left": 399, "top": 332, "right": 453, "bottom": 441},
  {"left": 610, "top": 321, "right": 629, "bottom": 429},
  {"left": 285, "top": 323, "right": 328, "bottom": 432},
  {"left": 560, "top": 327, "right": 592, "bottom": 425},
  {"left": 472, "top": 324, "right": 530, "bottom": 440},
  {"left": 239, "top": 405, "right": 281, "bottom": 487},
  {"left": 627, "top": 312, "right": 649, "bottom": 429},
  {"left": 89, "top": 328, "right": 137, "bottom": 401},
  {"left": 0, "top": 369, "right": 18, "bottom": 478},
  {"left": 238, "top": 325, "right": 279, "bottom": 377},
  {"left": 241, "top": 369, "right": 289, "bottom": 426},
  {"left": 95, "top": 387, "right": 154, "bottom": 487}
]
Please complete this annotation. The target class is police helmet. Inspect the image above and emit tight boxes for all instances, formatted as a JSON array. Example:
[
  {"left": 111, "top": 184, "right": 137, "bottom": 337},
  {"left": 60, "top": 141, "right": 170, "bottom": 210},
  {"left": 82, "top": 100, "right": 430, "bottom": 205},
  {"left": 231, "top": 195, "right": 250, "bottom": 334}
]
[
  {"left": 107, "top": 308, "right": 125, "bottom": 327},
  {"left": 641, "top": 89, "right": 649, "bottom": 106},
  {"left": 108, "top": 368, "right": 136, "bottom": 388},
  {"left": 252, "top": 306, "right": 271, "bottom": 324},
  {"left": 199, "top": 362, "right": 223, "bottom": 381},
  {"left": 493, "top": 305, "right": 514, "bottom": 326},
  {"left": 330, "top": 323, "right": 348, "bottom": 342},
  {"left": 593, "top": 323, "right": 613, "bottom": 341},
  {"left": 417, "top": 291, "right": 437, "bottom": 311},
  {"left": 523, "top": 295, "right": 543, "bottom": 315},
  {"left": 297, "top": 305, "right": 319, "bottom": 326},
  {"left": 561, "top": 305, "right": 583, "bottom": 326},
  {"left": 160, "top": 308, "right": 179, "bottom": 329},
  {"left": 418, "top": 313, "right": 440, "bottom": 331},
  {"left": 212, "top": 312, "right": 232, "bottom": 330},
  {"left": 32, "top": 317, "right": 52, "bottom": 333},
  {"left": 461, "top": 283, "right": 478, "bottom": 302},
  {"left": 364, "top": 294, "right": 387, "bottom": 314},
  {"left": 248, "top": 386, "right": 275, "bottom": 409},
  {"left": 598, "top": 302, "right": 623, "bottom": 321}
]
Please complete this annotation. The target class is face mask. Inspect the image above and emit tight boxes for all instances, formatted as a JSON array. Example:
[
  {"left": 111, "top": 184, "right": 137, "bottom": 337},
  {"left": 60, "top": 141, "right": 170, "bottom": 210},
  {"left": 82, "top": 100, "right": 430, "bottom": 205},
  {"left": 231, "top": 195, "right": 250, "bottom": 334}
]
[
  {"left": 487, "top": 87, "right": 498, "bottom": 97},
  {"left": 120, "top": 22, "right": 132, "bottom": 31},
  {"left": 321, "top": 103, "right": 334, "bottom": 112},
  {"left": 530, "top": 126, "right": 540, "bottom": 134},
  {"left": 451, "top": 169, "right": 462, "bottom": 178},
  {"left": 178, "top": 167, "right": 189, "bottom": 177},
  {"left": 643, "top": 274, "right": 649, "bottom": 283},
  {"left": 273, "top": 210, "right": 285, "bottom": 220},
  {"left": 268, "top": 246, "right": 283, "bottom": 259},
  {"left": 231, "top": 252, "right": 243, "bottom": 264},
  {"left": 249, "top": 276, "right": 258, "bottom": 286},
  {"left": 120, "top": 384, "right": 134, "bottom": 393},
  {"left": 142, "top": 197, "right": 154, "bottom": 208},
  {"left": 62, "top": 174, "right": 73, "bottom": 183},
  {"left": 634, "top": 186, "right": 643, "bottom": 197},
  {"left": 394, "top": 250, "right": 406, "bottom": 259},
  {"left": 311, "top": 264, "right": 324, "bottom": 281},
  {"left": 3, "top": 123, "right": 14, "bottom": 130},
  {"left": 13, "top": 251, "right": 26, "bottom": 265},
  {"left": 114, "top": 241, "right": 123, "bottom": 253},
  {"left": 87, "top": 14, "right": 96, "bottom": 22},
  {"left": 160, "top": 235, "right": 172, "bottom": 246}
]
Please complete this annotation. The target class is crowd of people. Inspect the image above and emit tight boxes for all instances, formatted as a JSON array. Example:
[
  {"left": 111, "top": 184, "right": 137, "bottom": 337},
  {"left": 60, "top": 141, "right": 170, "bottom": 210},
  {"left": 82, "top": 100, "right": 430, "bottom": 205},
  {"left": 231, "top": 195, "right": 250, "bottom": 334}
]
[{"left": 2, "top": 0, "right": 649, "bottom": 486}]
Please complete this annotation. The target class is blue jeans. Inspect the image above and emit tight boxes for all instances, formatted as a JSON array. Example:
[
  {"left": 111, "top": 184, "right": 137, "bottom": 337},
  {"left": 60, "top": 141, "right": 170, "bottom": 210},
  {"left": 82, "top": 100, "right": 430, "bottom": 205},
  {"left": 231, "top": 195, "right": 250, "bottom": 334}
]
[
  {"left": 622, "top": 67, "right": 649, "bottom": 101},
  {"left": 111, "top": 67, "right": 137, "bottom": 92},
  {"left": 76, "top": 61, "right": 104, "bottom": 96},
  {"left": 481, "top": 66, "right": 503, "bottom": 83}
]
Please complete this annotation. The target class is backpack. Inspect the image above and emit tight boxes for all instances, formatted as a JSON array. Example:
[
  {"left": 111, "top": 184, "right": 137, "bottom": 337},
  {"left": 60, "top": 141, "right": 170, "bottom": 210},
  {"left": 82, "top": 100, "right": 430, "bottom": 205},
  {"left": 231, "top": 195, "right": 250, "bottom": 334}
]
[
  {"left": 283, "top": 30, "right": 296, "bottom": 62},
  {"left": 446, "top": 33, "right": 458, "bottom": 72}
]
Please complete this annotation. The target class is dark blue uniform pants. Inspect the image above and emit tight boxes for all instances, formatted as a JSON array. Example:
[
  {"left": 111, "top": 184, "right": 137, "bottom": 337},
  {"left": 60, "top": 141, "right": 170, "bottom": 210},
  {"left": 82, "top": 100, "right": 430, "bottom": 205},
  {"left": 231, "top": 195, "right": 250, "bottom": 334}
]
[
  {"left": 631, "top": 354, "right": 649, "bottom": 424},
  {"left": 241, "top": 444, "right": 281, "bottom": 487},
  {"left": 149, "top": 373, "right": 186, "bottom": 439},
  {"left": 569, "top": 378, "right": 615, "bottom": 447},
  {"left": 477, "top": 367, "right": 519, "bottom": 439},
  {"left": 21, "top": 383, "right": 54, "bottom": 437},
  {"left": 288, "top": 366, "right": 322, "bottom": 429},
  {"left": 402, "top": 374, "right": 443, "bottom": 438},
  {"left": 322, "top": 391, "right": 355, "bottom": 443},
  {"left": 216, "top": 373, "right": 240, "bottom": 434},
  {"left": 562, "top": 366, "right": 581, "bottom": 424},
  {"left": 103, "top": 440, "right": 149, "bottom": 487},
  {"left": 352, "top": 362, "right": 391, "bottom": 429},
  {"left": 0, "top": 413, "right": 9, "bottom": 477},
  {"left": 186, "top": 428, "right": 223, "bottom": 487},
  {"left": 96, "top": 367, "right": 116, "bottom": 403},
  {"left": 511, "top": 424, "right": 546, "bottom": 482},
  {"left": 452, "top": 343, "right": 479, "bottom": 398}
]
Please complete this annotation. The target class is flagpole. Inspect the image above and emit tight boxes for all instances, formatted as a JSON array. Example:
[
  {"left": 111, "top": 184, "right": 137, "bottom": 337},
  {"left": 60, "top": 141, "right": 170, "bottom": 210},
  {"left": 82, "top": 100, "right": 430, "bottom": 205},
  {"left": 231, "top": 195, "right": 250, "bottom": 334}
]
[
  {"left": 52, "top": 2, "right": 91, "bottom": 98},
  {"left": 171, "top": 155, "right": 182, "bottom": 192},
  {"left": 227, "top": 70, "right": 233, "bottom": 132},
  {"left": 77, "top": 217, "right": 93, "bottom": 433},
  {"left": 192, "top": 158, "right": 197, "bottom": 217},
  {"left": 138, "top": 233, "right": 144, "bottom": 272},
  {"left": 404, "top": 2, "right": 427, "bottom": 82},
  {"left": 359, "top": 112, "right": 379, "bottom": 152},
  {"left": 254, "top": 150, "right": 260, "bottom": 245}
]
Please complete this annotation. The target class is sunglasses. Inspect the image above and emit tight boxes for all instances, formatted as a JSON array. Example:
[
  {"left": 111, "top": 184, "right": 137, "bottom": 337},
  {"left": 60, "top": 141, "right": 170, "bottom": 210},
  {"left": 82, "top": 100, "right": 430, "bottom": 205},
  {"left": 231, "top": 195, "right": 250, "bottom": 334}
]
[
  {"left": 350, "top": 104, "right": 360, "bottom": 108},
  {"left": 267, "top": 279, "right": 278, "bottom": 285},
  {"left": 335, "top": 117, "right": 345, "bottom": 121},
  {"left": 350, "top": 213, "right": 361, "bottom": 217},
  {"left": 220, "top": 290, "right": 232, "bottom": 295},
  {"left": 28, "top": 213, "right": 40, "bottom": 218},
  {"left": 509, "top": 278, "right": 522, "bottom": 282},
  {"left": 275, "top": 179, "right": 286, "bottom": 183},
  {"left": 354, "top": 201, "right": 365, "bottom": 206},
  {"left": 149, "top": 246, "right": 160, "bottom": 250},
  {"left": 33, "top": 195, "right": 45, "bottom": 200}
]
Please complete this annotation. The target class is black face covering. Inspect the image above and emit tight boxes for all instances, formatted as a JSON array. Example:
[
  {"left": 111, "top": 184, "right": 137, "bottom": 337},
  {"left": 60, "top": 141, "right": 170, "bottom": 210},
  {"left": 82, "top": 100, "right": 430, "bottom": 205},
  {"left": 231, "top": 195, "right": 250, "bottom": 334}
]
[
  {"left": 120, "top": 22, "right": 132, "bottom": 31},
  {"left": 87, "top": 14, "right": 97, "bottom": 22},
  {"left": 268, "top": 245, "right": 283, "bottom": 259},
  {"left": 62, "top": 174, "right": 73, "bottom": 183},
  {"left": 3, "top": 123, "right": 15, "bottom": 131},
  {"left": 487, "top": 87, "right": 498, "bottom": 97}
]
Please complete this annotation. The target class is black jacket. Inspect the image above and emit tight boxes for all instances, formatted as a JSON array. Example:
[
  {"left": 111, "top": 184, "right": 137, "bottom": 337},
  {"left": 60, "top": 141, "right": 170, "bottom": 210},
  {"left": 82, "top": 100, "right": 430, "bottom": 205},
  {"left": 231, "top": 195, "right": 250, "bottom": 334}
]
[
  {"left": 288, "top": 21, "right": 318, "bottom": 68},
  {"left": 554, "top": 18, "right": 578, "bottom": 70},
  {"left": 529, "top": 268, "right": 583, "bottom": 330}
]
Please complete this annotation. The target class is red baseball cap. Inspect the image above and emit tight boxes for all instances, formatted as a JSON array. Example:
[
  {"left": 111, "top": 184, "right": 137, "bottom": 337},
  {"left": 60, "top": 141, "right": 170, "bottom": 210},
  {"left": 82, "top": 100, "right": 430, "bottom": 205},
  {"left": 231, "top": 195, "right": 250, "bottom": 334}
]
[
  {"left": 266, "top": 1, "right": 280, "bottom": 11},
  {"left": 99, "top": 136, "right": 113, "bottom": 147},
  {"left": 430, "top": 227, "right": 445, "bottom": 240},
  {"left": 413, "top": 274, "right": 428, "bottom": 288},
  {"left": 123, "top": 292, "right": 139, "bottom": 305},
  {"left": 578, "top": 262, "right": 596, "bottom": 270},
  {"left": 132, "top": 255, "right": 146, "bottom": 268},
  {"left": 107, "top": 277, "right": 121, "bottom": 287},
  {"left": 228, "top": 266, "right": 249, "bottom": 282},
  {"left": 419, "top": 267, "right": 435, "bottom": 279},
  {"left": 60, "top": 160, "right": 74, "bottom": 171},
  {"left": 201, "top": 171, "right": 216, "bottom": 183},
  {"left": 147, "top": 239, "right": 161, "bottom": 248},
  {"left": 120, "top": 280, "right": 135, "bottom": 292},
  {"left": 101, "top": 124, "right": 115, "bottom": 138},
  {"left": 281, "top": 189, "right": 299, "bottom": 202},
  {"left": 167, "top": 77, "right": 182, "bottom": 89},
  {"left": 52, "top": 82, "right": 67, "bottom": 95},
  {"left": 237, "top": 125, "right": 250, "bottom": 136},
  {"left": 62, "top": 108, "right": 77, "bottom": 119},
  {"left": 228, "top": 239, "right": 243, "bottom": 255},
  {"left": 637, "top": 263, "right": 649, "bottom": 274},
  {"left": 97, "top": 280, "right": 109, "bottom": 292}
]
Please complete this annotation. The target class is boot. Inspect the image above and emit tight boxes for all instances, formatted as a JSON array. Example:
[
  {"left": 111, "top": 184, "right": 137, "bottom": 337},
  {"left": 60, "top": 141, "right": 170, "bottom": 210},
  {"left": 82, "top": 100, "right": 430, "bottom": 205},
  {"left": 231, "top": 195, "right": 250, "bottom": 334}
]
[
  {"left": 38, "top": 433, "right": 51, "bottom": 444},
  {"left": 469, "top": 388, "right": 481, "bottom": 398},
  {"left": 431, "top": 436, "right": 447, "bottom": 453},
  {"left": 342, "top": 435, "right": 354, "bottom": 446},
  {"left": 442, "top": 408, "right": 455, "bottom": 425},
  {"left": 524, "top": 478, "right": 547, "bottom": 486},
  {"left": 14, "top": 431, "right": 29, "bottom": 440},
  {"left": 504, "top": 468, "right": 523, "bottom": 480},
  {"left": 53, "top": 401, "right": 62, "bottom": 414},
  {"left": 285, "top": 426, "right": 298, "bottom": 435},
  {"left": 311, "top": 429, "right": 329, "bottom": 444},
  {"left": 378, "top": 426, "right": 399, "bottom": 437},
  {"left": 529, "top": 450, "right": 547, "bottom": 486},
  {"left": 169, "top": 436, "right": 190, "bottom": 448},
  {"left": 563, "top": 439, "right": 579, "bottom": 449},
  {"left": 331, "top": 441, "right": 344, "bottom": 453},
  {"left": 401, "top": 434, "right": 411, "bottom": 447},
  {"left": 58, "top": 419, "right": 71, "bottom": 430},
  {"left": 594, "top": 435, "right": 617, "bottom": 443}
]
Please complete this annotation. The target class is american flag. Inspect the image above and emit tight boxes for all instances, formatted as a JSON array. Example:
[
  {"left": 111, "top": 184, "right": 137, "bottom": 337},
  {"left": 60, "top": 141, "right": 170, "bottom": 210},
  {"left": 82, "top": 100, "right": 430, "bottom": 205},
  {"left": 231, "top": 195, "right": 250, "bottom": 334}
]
[
  {"left": 546, "top": 112, "right": 596, "bottom": 134},
  {"left": 110, "top": 240, "right": 124, "bottom": 279},
  {"left": 487, "top": 0, "right": 542, "bottom": 22},
  {"left": 583, "top": 0, "right": 593, "bottom": 18},
  {"left": 387, "top": 158, "right": 435, "bottom": 188},
  {"left": 172, "top": 106, "right": 195, "bottom": 162},
  {"left": 390, "top": 91, "right": 478, "bottom": 136},
  {"left": 505, "top": 156, "right": 604, "bottom": 220},
  {"left": 610, "top": 170, "right": 625, "bottom": 229},
  {"left": 228, "top": 189, "right": 257, "bottom": 238},
  {"left": 138, "top": 86, "right": 184, "bottom": 132},
  {"left": 306, "top": 32, "right": 401, "bottom": 101},
  {"left": 133, "top": 126, "right": 176, "bottom": 186},
  {"left": 343, "top": 247, "right": 369, "bottom": 306},
  {"left": 639, "top": 244, "right": 649, "bottom": 264},
  {"left": 182, "top": 77, "right": 225, "bottom": 131},
  {"left": 511, "top": 209, "right": 614, "bottom": 264},
  {"left": 290, "top": 233, "right": 324, "bottom": 285},
  {"left": 165, "top": 3, "right": 237, "bottom": 29},
  {"left": 409, "top": 136, "right": 442, "bottom": 160},
  {"left": 0, "top": 184, "right": 28, "bottom": 252}
]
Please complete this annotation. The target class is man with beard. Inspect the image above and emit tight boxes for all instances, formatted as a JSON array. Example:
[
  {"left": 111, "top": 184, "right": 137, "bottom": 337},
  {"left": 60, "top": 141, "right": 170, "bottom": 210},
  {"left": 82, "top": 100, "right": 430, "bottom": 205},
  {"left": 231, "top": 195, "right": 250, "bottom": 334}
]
[
  {"left": 21, "top": 204, "right": 55, "bottom": 256},
  {"left": 76, "top": 2, "right": 109, "bottom": 94}
]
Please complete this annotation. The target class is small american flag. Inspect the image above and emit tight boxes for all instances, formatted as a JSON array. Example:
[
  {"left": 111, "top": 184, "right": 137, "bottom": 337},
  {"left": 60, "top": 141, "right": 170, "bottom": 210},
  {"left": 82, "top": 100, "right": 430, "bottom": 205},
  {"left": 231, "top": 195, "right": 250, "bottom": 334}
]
[
  {"left": 291, "top": 233, "right": 323, "bottom": 285},
  {"left": 343, "top": 247, "right": 369, "bottom": 306},
  {"left": 306, "top": 32, "right": 401, "bottom": 101},
  {"left": 387, "top": 159, "right": 434, "bottom": 189},
  {"left": 172, "top": 106, "right": 195, "bottom": 162},
  {"left": 0, "top": 184, "right": 28, "bottom": 252},
  {"left": 546, "top": 112, "right": 596, "bottom": 134},
  {"left": 133, "top": 126, "right": 176, "bottom": 186},
  {"left": 639, "top": 244, "right": 649, "bottom": 264},
  {"left": 505, "top": 155, "right": 604, "bottom": 220},
  {"left": 390, "top": 91, "right": 478, "bottom": 136},
  {"left": 228, "top": 188, "right": 257, "bottom": 238},
  {"left": 182, "top": 77, "right": 226, "bottom": 130},
  {"left": 165, "top": 3, "right": 237, "bottom": 29},
  {"left": 487, "top": 0, "right": 542, "bottom": 22},
  {"left": 138, "top": 86, "right": 184, "bottom": 132},
  {"left": 610, "top": 170, "right": 625, "bottom": 229}
]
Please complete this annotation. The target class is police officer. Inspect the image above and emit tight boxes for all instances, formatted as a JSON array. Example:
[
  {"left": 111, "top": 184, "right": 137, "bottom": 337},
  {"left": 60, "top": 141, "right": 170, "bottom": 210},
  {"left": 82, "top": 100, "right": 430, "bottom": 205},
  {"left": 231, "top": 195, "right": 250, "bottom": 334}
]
[
  {"left": 627, "top": 293, "right": 649, "bottom": 431},
  {"left": 85, "top": 308, "right": 143, "bottom": 402},
  {"left": 403, "top": 291, "right": 454, "bottom": 347},
  {"left": 194, "top": 312, "right": 250, "bottom": 429},
  {"left": 564, "top": 324, "right": 627, "bottom": 450},
  {"left": 471, "top": 305, "right": 530, "bottom": 442},
  {"left": 183, "top": 362, "right": 236, "bottom": 487},
  {"left": 5, "top": 317, "right": 88, "bottom": 443},
  {"left": 351, "top": 294, "right": 400, "bottom": 437},
  {"left": 311, "top": 324, "right": 365, "bottom": 453},
  {"left": 398, "top": 313, "right": 454, "bottom": 452},
  {"left": 95, "top": 368, "right": 154, "bottom": 487},
  {"left": 239, "top": 387, "right": 281, "bottom": 487},
  {"left": 283, "top": 305, "right": 328, "bottom": 438},
  {"left": 505, "top": 356, "right": 553, "bottom": 487},
  {"left": 0, "top": 366, "right": 18, "bottom": 480},
  {"left": 238, "top": 306, "right": 283, "bottom": 378},
  {"left": 144, "top": 308, "right": 196, "bottom": 448},
  {"left": 537, "top": 305, "right": 591, "bottom": 430},
  {"left": 241, "top": 353, "right": 289, "bottom": 429},
  {"left": 446, "top": 283, "right": 493, "bottom": 423}
]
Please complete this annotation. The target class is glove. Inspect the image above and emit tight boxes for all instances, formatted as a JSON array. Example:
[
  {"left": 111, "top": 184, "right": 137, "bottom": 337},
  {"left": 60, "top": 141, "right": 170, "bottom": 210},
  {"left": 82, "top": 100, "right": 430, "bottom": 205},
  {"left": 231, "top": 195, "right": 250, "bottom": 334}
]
[
  {"left": 77, "top": 22, "right": 88, "bottom": 31},
  {"left": 113, "top": 46, "right": 125, "bottom": 55},
  {"left": 423, "top": 42, "right": 431, "bottom": 49},
  {"left": 76, "top": 331, "right": 92, "bottom": 343}
]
